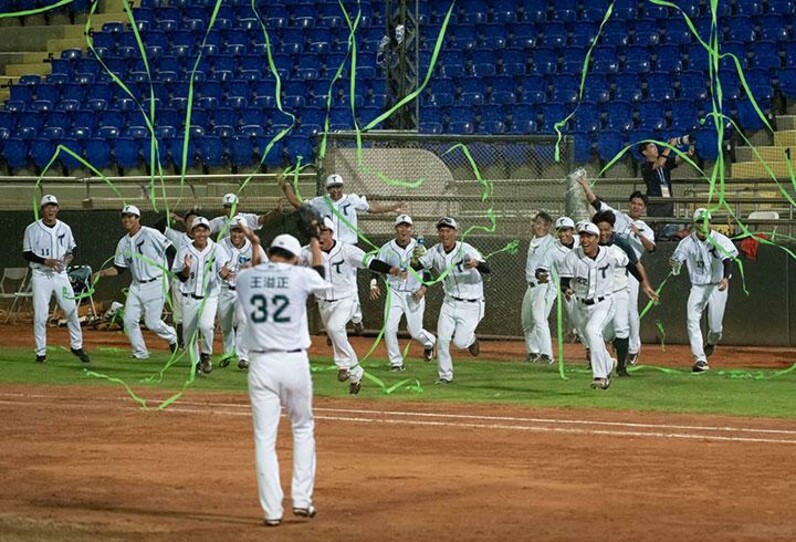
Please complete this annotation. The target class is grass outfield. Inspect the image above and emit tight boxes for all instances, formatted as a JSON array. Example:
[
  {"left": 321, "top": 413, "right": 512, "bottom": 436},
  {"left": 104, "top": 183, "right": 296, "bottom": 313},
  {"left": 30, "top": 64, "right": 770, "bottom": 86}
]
[{"left": 0, "top": 346, "right": 793, "bottom": 418}]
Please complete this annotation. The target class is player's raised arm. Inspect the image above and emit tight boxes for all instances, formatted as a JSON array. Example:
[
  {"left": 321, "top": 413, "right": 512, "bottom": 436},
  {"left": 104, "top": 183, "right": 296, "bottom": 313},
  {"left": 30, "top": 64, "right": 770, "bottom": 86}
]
[
  {"left": 278, "top": 176, "right": 304, "bottom": 209},
  {"left": 366, "top": 200, "right": 407, "bottom": 214}
]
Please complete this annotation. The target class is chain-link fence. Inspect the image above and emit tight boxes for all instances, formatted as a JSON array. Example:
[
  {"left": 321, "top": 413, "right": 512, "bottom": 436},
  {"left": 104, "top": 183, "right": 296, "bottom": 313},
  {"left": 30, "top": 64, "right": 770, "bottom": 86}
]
[{"left": 317, "top": 132, "right": 576, "bottom": 338}]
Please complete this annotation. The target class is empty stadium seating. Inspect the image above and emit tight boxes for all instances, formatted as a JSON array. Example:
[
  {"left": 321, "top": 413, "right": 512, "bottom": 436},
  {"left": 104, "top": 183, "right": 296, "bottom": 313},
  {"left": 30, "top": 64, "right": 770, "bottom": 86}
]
[{"left": 0, "top": 0, "right": 789, "bottom": 171}]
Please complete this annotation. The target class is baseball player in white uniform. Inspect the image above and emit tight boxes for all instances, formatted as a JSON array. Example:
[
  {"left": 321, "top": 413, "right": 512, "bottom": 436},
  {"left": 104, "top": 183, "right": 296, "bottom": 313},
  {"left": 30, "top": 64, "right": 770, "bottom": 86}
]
[
  {"left": 414, "top": 217, "right": 490, "bottom": 384},
  {"left": 156, "top": 209, "right": 199, "bottom": 347},
  {"left": 592, "top": 210, "right": 659, "bottom": 376},
  {"left": 669, "top": 208, "right": 738, "bottom": 372},
  {"left": 521, "top": 212, "right": 556, "bottom": 364},
  {"left": 236, "top": 234, "right": 329, "bottom": 527},
  {"left": 281, "top": 173, "right": 406, "bottom": 335},
  {"left": 94, "top": 205, "right": 178, "bottom": 359},
  {"left": 301, "top": 217, "right": 403, "bottom": 394},
  {"left": 578, "top": 176, "right": 656, "bottom": 364},
  {"left": 535, "top": 216, "right": 582, "bottom": 352},
  {"left": 172, "top": 217, "right": 232, "bottom": 374},
  {"left": 560, "top": 222, "right": 644, "bottom": 389},
  {"left": 369, "top": 214, "right": 436, "bottom": 371},
  {"left": 217, "top": 215, "right": 266, "bottom": 370},
  {"left": 22, "top": 195, "right": 90, "bottom": 364},
  {"left": 208, "top": 193, "right": 279, "bottom": 240}
]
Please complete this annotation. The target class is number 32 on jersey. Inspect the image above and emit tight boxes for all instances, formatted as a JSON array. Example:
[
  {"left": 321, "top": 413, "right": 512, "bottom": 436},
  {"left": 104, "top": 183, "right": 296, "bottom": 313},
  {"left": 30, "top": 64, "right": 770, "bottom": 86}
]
[{"left": 249, "top": 294, "right": 291, "bottom": 323}]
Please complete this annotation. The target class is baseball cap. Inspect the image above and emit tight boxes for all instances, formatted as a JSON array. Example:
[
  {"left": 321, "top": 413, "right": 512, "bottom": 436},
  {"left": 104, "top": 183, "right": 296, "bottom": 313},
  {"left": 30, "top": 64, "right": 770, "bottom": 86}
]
[
  {"left": 436, "top": 216, "right": 458, "bottom": 230},
  {"left": 325, "top": 174, "right": 344, "bottom": 188},
  {"left": 693, "top": 208, "right": 711, "bottom": 223},
  {"left": 555, "top": 216, "right": 575, "bottom": 229},
  {"left": 270, "top": 234, "right": 301, "bottom": 257},
  {"left": 395, "top": 214, "right": 413, "bottom": 226},
  {"left": 320, "top": 216, "right": 336, "bottom": 234},
  {"left": 121, "top": 204, "right": 141, "bottom": 217},
  {"left": 191, "top": 216, "right": 211, "bottom": 231},
  {"left": 40, "top": 194, "right": 59, "bottom": 207},
  {"left": 577, "top": 222, "right": 600, "bottom": 236},
  {"left": 228, "top": 215, "right": 247, "bottom": 230},
  {"left": 222, "top": 193, "right": 238, "bottom": 207}
]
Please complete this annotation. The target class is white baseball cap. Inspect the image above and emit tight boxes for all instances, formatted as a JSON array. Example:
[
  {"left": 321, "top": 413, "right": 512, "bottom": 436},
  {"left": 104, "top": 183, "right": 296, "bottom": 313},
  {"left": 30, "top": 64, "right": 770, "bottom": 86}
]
[
  {"left": 325, "top": 174, "right": 344, "bottom": 188},
  {"left": 222, "top": 193, "right": 238, "bottom": 207},
  {"left": 121, "top": 204, "right": 141, "bottom": 217},
  {"left": 693, "top": 208, "right": 711, "bottom": 223},
  {"left": 577, "top": 222, "right": 600, "bottom": 236},
  {"left": 191, "top": 216, "right": 211, "bottom": 231},
  {"left": 436, "top": 216, "right": 459, "bottom": 230},
  {"left": 321, "top": 216, "right": 336, "bottom": 234},
  {"left": 40, "top": 194, "right": 59, "bottom": 207},
  {"left": 555, "top": 216, "right": 575, "bottom": 229},
  {"left": 228, "top": 214, "right": 247, "bottom": 230},
  {"left": 270, "top": 233, "right": 301, "bottom": 257},
  {"left": 395, "top": 214, "right": 413, "bottom": 226}
]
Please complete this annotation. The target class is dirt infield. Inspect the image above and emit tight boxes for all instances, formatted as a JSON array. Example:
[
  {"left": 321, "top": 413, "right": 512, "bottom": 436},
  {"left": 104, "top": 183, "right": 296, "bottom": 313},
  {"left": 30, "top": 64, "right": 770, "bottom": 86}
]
[
  {"left": 1, "top": 325, "right": 795, "bottom": 541},
  {"left": 1, "top": 385, "right": 795, "bottom": 542}
]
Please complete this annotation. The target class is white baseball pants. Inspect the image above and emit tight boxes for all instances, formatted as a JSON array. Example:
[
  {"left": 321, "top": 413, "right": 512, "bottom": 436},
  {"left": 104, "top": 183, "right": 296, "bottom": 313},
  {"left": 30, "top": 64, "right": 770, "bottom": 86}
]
[
  {"left": 687, "top": 283, "right": 728, "bottom": 362},
  {"left": 603, "top": 288, "right": 630, "bottom": 342},
  {"left": 218, "top": 287, "right": 249, "bottom": 361},
  {"left": 436, "top": 297, "right": 484, "bottom": 381},
  {"left": 577, "top": 297, "right": 616, "bottom": 379},
  {"left": 169, "top": 277, "right": 183, "bottom": 325},
  {"left": 124, "top": 280, "right": 177, "bottom": 359},
  {"left": 350, "top": 287, "right": 363, "bottom": 325},
  {"left": 31, "top": 269, "right": 83, "bottom": 356},
  {"left": 520, "top": 282, "right": 553, "bottom": 357},
  {"left": 248, "top": 350, "right": 315, "bottom": 522},
  {"left": 627, "top": 275, "right": 642, "bottom": 355},
  {"left": 182, "top": 294, "right": 219, "bottom": 363},
  {"left": 383, "top": 290, "right": 436, "bottom": 368},
  {"left": 318, "top": 298, "right": 363, "bottom": 383}
]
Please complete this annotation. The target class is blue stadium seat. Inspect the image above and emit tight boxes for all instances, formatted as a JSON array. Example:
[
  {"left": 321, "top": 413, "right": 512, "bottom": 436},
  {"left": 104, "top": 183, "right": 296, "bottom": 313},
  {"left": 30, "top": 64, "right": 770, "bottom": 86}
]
[
  {"left": 511, "top": 23, "right": 539, "bottom": 49},
  {"left": 3, "top": 138, "right": 29, "bottom": 170},
  {"left": 597, "top": 130, "right": 626, "bottom": 163},
  {"left": 769, "top": 0, "right": 796, "bottom": 16},
  {"left": 572, "top": 132, "right": 594, "bottom": 164},
  {"left": 571, "top": 22, "right": 598, "bottom": 48},
  {"left": 229, "top": 135, "right": 255, "bottom": 168},
  {"left": 623, "top": 46, "right": 651, "bottom": 73},
  {"left": 759, "top": 17, "right": 789, "bottom": 43},
  {"left": 30, "top": 136, "right": 58, "bottom": 169},
  {"left": 493, "top": 0, "right": 518, "bottom": 23},
  {"left": 543, "top": 22, "right": 568, "bottom": 48},
  {"left": 637, "top": 102, "right": 666, "bottom": 131},
  {"left": 482, "top": 24, "right": 508, "bottom": 49},
  {"left": 750, "top": 42, "right": 782, "bottom": 71},
  {"left": 726, "top": 16, "right": 756, "bottom": 43},
  {"left": 605, "top": 101, "right": 634, "bottom": 132},
  {"left": 633, "top": 20, "right": 661, "bottom": 47},
  {"left": 540, "top": 104, "right": 570, "bottom": 133},
  {"left": 519, "top": 0, "right": 547, "bottom": 23}
]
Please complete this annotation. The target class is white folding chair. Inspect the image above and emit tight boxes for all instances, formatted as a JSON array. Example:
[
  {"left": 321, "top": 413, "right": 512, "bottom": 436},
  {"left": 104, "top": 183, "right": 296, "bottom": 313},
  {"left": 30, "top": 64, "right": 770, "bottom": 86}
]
[{"left": 0, "top": 267, "right": 33, "bottom": 323}]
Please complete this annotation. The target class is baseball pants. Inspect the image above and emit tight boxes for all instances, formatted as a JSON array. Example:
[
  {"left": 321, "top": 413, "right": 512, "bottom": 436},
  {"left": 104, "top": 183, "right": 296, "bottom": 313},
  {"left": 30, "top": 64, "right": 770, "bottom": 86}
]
[
  {"left": 31, "top": 269, "right": 83, "bottom": 356},
  {"left": 520, "top": 282, "right": 553, "bottom": 357},
  {"left": 124, "top": 280, "right": 177, "bottom": 359},
  {"left": 351, "top": 287, "right": 363, "bottom": 325},
  {"left": 687, "top": 283, "right": 728, "bottom": 362},
  {"left": 170, "top": 277, "right": 183, "bottom": 325},
  {"left": 578, "top": 297, "right": 616, "bottom": 379},
  {"left": 437, "top": 297, "right": 484, "bottom": 381},
  {"left": 383, "top": 289, "right": 436, "bottom": 368},
  {"left": 318, "top": 298, "right": 363, "bottom": 383},
  {"left": 248, "top": 350, "right": 315, "bottom": 522},
  {"left": 182, "top": 294, "right": 219, "bottom": 364},
  {"left": 218, "top": 287, "right": 249, "bottom": 361},
  {"left": 603, "top": 288, "right": 630, "bottom": 342},
  {"left": 627, "top": 275, "right": 642, "bottom": 355}
]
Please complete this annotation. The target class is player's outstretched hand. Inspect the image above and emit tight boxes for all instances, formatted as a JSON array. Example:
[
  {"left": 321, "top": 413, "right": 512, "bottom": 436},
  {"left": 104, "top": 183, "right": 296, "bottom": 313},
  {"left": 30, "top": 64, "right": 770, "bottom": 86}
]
[
  {"left": 183, "top": 254, "right": 193, "bottom": 269},
  {"left": 536, "top": 270, "right": 549, "bottom": 284},
  {"left": 369, "top": 279, "right": 380, "bottom": 300},
  {"left": 394, "top": 202, "right": 408, "bottom": 214},
  {"left": 412, "top": 286, "right": 427, "bottom": 302},
  {"left": 718, "top": 277, "right": 729, "bottom": 292},
  {"left": 564, "top": 288, "right": 574, "bottom": 301},
  {"left": 642, "top": 283, "right": 660, "bottom": 302}
]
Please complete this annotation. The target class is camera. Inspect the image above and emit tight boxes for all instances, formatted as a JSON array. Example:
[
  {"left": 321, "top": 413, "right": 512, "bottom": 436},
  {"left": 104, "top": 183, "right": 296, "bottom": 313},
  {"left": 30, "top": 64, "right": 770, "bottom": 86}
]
[{"left": 672, "top": 134, "right": 694, "bottom": 146}]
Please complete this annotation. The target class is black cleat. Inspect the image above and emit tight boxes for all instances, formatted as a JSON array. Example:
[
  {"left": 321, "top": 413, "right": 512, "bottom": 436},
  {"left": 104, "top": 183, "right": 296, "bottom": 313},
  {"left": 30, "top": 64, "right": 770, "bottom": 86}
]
[
  {"left": 468, "top": 336, "right": 480, "bottom": 357},
  {"left": 423, "top": 345, "right": 435, "bottom": 362},
  {"left": 200, "top": 353, "right": 212, "bottom": 374},
  {"left": 616, "top": 366, "right": 630, "bottom": 377},
  {"left": 434, "top": 378, "right": 452, "bottom": 385},
  {"left": 703, "top": 343, "right": 715, "bottom": 358},
  {"left": 219, "top": 355, "right": 233, "bottom": 368},
  {"left": 293, "top": 505, "right": 317, "bottom": 519},
  {"left": 389, "top": 365, "right": 406, "bottom": 372},
  {"left": 71, "top": 348, "right": 90, "bottom": 364},
  {"left": 337, "top": 368, "right": 350, "bottom": 382},
  {"left": 353, "top": 322, "right": 364, "bottom": 336},
  {"left": 238, "top": 359, "right": 249, "bottom": 370},
  {"left": 349, "top": 380, "right": 362, "bottom": 395},
  {"left": 35, "top": 355, "right": 46, "bottom": 364},
  {"left": 264, "top": 518, "right": 281, "bottom": 527},
  {"left": 692, "top": 360, "right": 710, "bottom": 373},
  {"left": 169, "top": 341, "right": 179, "bottom": 354}
]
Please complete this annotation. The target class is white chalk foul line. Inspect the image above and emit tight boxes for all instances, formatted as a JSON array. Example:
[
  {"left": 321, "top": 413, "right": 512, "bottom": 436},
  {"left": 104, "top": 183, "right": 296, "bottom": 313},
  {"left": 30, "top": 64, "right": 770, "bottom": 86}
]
[{"left": 1, "top": 392, "right": 795, "bottom": 445}]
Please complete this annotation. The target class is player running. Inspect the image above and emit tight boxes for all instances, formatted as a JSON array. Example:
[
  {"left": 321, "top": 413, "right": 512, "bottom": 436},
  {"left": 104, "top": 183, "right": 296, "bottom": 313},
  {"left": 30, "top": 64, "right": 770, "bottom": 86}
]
[
  {"left": 236, "top": 234, "right": 330, "bottom": 527},
  {"left": 521, "top": 212, "right": 556, "bottom": 364},
  {"left": 217, "top": 216, "right": 266, "bottom": 370},
  {"left": 172, "top": 217, "right": 232, "bottom": 375},
  {"left": 669, "top": 208, "right": 738, "bottom": 372},
  {"left": 369, "top": 214, "right": 436, "bottom": 372},
  {"left": 94, "top": 205, "right": 178, "bottom": 359},
  {"left": 301, "top": 217, "right": 404, "bottom": 394},
  {"left": 413, "top": 217, "right": 490, "bottom": 385},
  {"left": 22, "top": 195, "right": 90, "bottom": 364}
]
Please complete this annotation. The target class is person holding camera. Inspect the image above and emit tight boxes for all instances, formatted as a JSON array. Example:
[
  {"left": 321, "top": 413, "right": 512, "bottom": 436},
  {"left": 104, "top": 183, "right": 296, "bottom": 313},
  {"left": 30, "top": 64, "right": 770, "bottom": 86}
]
[{"left": 638, "top": 136, "right": 696, "bottom": 219}]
